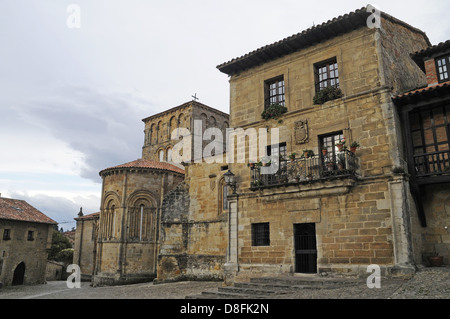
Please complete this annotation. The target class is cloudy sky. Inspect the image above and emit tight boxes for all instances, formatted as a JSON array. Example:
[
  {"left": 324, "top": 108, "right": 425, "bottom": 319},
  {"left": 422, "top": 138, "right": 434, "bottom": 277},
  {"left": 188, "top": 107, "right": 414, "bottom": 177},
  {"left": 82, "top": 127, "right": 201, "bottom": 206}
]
[{"left": 1, "top": 0, "right": 449, "bottom": 230}]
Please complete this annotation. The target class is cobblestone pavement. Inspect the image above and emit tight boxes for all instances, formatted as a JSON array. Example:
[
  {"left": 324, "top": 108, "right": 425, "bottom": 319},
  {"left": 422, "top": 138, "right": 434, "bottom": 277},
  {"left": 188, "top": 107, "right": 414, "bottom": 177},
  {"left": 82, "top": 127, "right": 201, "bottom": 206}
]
[{"left": 0, "top": 266, "right": 448, "bottom": 299}]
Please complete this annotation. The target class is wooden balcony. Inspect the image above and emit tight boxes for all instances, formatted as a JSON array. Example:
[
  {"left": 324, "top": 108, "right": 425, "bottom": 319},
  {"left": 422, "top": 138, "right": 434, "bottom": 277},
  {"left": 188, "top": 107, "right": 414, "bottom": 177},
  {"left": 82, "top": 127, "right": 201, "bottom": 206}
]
[
  {"left": 413, "top": 150, "right": 450, "bottom": 184},
  {"left": 250, "top": 150, "right": 357, "bottom": 190}
]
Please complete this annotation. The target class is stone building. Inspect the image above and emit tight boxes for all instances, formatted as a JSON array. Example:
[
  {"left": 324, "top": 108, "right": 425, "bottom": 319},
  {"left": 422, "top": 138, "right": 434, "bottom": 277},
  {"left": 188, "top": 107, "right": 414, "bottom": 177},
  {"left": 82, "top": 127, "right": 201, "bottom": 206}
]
[
  {"left": 213, "top": 7, "right": 433, "bottom": 281},
  {"left": 90, "top": 101, "right": 229, "bottom": 286},
  {"left": 75, "top": 7, "right": 448, "bottom": 285},
  {"left": 73, "top": 210, "right": 99, "bottom": 281},
  {"left": 393, "top": 40, "right": 450, "bottom": 266},
  {"left": 0, "top": 197, "right": 56, "bottom": 287}
]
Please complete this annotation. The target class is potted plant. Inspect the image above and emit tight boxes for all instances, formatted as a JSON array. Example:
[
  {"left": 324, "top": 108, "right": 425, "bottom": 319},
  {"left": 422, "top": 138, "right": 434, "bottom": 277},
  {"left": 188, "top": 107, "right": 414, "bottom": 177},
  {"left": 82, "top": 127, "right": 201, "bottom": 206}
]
[
  {"left": 429, "top": 253, "right": 444, "bottom": 267},
  {"left": 289, "top": 153, "right": 297, "bottom": 162},
  {"left": 350, "top": 141, "right": 360, "bottom": 153},
  {"left": 303, "top": 150, "right": 315, "bottom": 158},
  {"left": 336, "top": 138, "right": 346, "bottom": 152},
  {"left": 322, "top": 148, "right": 328, "bottom": 156}
]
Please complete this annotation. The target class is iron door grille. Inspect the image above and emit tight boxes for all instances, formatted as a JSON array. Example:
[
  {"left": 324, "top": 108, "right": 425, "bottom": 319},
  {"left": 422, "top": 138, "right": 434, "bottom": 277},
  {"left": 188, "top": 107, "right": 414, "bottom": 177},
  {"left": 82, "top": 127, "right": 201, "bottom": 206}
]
[{"left": 294, "top": 224, "right": 317, "bottom": 274}]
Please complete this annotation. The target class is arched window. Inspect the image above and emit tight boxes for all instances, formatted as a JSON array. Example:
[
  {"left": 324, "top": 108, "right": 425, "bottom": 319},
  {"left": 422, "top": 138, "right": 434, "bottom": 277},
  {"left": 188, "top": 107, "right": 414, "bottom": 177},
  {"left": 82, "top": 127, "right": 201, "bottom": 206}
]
[
  {"left": 128, "top": 199, "right": 156, "bottom": 241},
  {"left": 102, "top": 202, "right": 117, "bottom": 240},
  {"left": 167, "top": 147, "right": 173, "bottom": 162},
  {"left": 159, "top": 149, "right": 165, "bottom": 162}
]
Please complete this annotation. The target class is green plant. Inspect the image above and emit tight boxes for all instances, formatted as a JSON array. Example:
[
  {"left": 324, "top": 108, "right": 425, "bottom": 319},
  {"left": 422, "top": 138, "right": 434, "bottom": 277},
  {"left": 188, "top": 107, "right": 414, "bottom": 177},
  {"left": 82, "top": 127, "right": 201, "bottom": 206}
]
[
  {"left": 350, "top": 141, "right": 360, "bottom": 148},
  {"left": 261, "top": 103, "right": 288, "bottom": 120},
  {"left": 289, "top": 152, "right": 297, "bottom": 160},
  {"left": 313, "top": 86, "right": 343, "bottom": 105},
  {"left": 303, "top": 150, "right": 315, "bottom": 158}
]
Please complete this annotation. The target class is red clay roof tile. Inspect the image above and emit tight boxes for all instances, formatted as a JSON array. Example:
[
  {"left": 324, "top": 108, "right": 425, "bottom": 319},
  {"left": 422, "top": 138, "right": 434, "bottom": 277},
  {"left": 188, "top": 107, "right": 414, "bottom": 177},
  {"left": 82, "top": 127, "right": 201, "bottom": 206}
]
[
  {"left": 0, "top": 197, "right": 57, "bottom": 225},
  {"left": 99, "top": 159, "right": 185, "bottom": 176}
]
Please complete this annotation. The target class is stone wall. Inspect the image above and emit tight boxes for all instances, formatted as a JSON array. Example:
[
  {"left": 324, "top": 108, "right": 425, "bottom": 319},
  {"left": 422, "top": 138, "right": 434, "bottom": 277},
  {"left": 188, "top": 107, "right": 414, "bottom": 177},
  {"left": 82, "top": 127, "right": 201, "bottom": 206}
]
[
  {"left": 94, "top": 168, "right": 183, "bottom": 286},
  {"left": 157, "top": 162, "right": 228, "bottom": 282},
  {"left": 223, "top": 22, "right": 429, "bottom": 279},
  {"left": 0, "top": 220, "right": 53, "bottom": 286}
]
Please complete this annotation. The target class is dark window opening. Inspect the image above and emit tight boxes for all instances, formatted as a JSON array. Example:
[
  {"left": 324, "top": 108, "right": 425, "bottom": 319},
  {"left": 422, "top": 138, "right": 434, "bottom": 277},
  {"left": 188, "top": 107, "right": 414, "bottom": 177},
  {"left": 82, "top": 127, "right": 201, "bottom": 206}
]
[
  {"left": 27, "top": 231, "right": 34, "bottom": 241},
  {"left": 252, "top": 223, "right": 270, "bottom": 246},
  {"left": 3, "top": 229, "right": 11, "bottom": 241}
]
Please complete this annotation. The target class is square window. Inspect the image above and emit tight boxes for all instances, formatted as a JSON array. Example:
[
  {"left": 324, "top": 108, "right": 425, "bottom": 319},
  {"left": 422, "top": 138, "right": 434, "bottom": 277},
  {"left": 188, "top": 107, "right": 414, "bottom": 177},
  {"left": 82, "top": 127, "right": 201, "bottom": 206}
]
[{"left": 252, "top": 223, "right": 270, "bottom": 246}]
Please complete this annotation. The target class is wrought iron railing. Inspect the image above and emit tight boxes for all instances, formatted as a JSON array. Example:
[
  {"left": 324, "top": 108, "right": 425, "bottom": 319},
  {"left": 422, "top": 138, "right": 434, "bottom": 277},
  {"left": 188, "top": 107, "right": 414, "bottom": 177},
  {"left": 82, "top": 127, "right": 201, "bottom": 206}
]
[
  {"left": 250, "top": 150, "right": 357, "bottom": 189},
  {"left": 413, "top": 150, "right": 450, "bottom": 178}
]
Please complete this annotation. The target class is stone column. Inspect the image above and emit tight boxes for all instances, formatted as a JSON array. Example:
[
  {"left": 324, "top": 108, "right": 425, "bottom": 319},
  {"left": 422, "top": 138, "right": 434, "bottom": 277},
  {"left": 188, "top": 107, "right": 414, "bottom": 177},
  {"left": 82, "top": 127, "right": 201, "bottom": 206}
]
[
  {"left": 389, "top": 176, "right": 416, "bottom": 276},
  {"left": 224, "top": 196, "right": 238, "bottom": 286}
]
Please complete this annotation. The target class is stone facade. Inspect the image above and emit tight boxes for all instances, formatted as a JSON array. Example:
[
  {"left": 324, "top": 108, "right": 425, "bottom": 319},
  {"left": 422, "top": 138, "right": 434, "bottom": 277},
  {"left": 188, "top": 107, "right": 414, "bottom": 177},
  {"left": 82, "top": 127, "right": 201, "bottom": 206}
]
[
  {"left": 0, "top": 197, "right": 56, "bottom": 287},
  {"left": 156, "top": 161, "right": 229, "bottom": 282},
  {"left": 87, "top": 101, "right": 229, "bottom": 286},
  {"left": 73, "top": 211, "right": 99, "bottom": 281},
  {"left": 216, "top": 10, "right": 431, "bottom": 280}
]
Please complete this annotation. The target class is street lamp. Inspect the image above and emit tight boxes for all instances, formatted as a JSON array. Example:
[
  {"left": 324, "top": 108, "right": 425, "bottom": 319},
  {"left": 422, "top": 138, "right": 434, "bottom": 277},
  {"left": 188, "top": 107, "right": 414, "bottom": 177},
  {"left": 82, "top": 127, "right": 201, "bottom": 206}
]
[{"left": 224, "top": 170, "right": 236, "bottom": 194}]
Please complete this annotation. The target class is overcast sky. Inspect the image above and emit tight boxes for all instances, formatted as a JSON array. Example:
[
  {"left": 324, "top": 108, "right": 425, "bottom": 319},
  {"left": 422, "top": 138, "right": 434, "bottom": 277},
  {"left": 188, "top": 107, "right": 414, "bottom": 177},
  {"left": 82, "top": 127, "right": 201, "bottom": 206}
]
[{"left": 1, "top": 0, "right": 449, "bottom": 230}]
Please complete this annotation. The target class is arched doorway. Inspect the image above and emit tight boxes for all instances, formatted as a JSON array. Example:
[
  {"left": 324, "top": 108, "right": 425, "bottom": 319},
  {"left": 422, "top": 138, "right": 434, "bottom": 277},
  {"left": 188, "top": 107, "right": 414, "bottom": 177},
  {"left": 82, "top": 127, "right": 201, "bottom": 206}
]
[{"left": 12, "top": 262, "right": 25, "bottom": 286}]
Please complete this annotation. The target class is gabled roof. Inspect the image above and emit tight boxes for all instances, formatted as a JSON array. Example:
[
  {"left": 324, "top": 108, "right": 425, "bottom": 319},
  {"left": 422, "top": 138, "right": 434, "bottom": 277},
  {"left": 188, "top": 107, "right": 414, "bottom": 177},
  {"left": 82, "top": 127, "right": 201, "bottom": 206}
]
[
  {"left": 99, "top": 159, "right": 185, "bottom": 176},
  {"left": 142, "top": 100, "right": 228, "bottom": 123},
  {"left": 217, "top": 6, "right": 430, "bottom": 76},
  {"left": 0, "top": 197, "right": 57, "bottom": 225}
]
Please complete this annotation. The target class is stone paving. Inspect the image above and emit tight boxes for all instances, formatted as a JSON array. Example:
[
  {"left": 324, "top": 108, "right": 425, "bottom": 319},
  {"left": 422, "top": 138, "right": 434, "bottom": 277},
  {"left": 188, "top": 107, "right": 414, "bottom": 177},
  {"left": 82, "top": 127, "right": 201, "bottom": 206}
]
[{"left": 0, "top": 266, "right": 448, "bottom": 300}]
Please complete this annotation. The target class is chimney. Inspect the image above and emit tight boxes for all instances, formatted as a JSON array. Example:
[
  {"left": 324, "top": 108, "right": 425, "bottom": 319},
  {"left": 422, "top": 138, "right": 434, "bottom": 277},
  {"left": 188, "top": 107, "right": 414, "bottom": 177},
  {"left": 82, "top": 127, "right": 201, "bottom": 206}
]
[{"left": 424, "top": 58, "right": 439, "bottom": 87}]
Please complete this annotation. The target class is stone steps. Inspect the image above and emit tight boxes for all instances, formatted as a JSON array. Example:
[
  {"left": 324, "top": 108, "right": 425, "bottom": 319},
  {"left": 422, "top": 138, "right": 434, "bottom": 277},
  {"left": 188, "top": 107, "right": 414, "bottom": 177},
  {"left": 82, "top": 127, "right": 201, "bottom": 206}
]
[{"left": 187, "top": 276, "right": 363, "bottom": 299}]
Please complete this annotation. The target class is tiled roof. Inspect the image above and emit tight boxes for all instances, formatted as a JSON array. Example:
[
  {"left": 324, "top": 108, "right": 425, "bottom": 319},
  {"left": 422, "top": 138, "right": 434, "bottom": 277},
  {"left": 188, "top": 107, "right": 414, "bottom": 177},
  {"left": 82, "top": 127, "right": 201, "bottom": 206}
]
[
  {"left": 99, "top": 159, "right": 185, "bottom": 176},
  {"left": 412, "top": 40, "right": 450, "bottom": 72},
  {"left": 392, "top": 82, "right": 450, "bottom": 106},
  {"left": 217, "top": 6, "right": 429, "bottom": 76},
  {"left": 74, "top": 212, "right": 100, "bottom": 221},
  {"left": 0, "top": 197, "right": 57, "bottom": 225}
]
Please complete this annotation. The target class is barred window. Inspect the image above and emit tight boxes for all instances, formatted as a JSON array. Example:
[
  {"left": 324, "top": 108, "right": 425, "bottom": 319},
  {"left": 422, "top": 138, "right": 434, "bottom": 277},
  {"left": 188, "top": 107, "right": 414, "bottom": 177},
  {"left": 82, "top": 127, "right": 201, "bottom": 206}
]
[{"left": 252, "top": 223, "right": 270, "bottom": 246}]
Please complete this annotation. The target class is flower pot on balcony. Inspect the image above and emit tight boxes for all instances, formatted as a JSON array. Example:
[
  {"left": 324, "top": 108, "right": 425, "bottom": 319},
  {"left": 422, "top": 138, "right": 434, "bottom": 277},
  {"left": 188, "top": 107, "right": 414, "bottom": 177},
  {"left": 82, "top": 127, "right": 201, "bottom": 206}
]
[
  {"left": 322, "top": 149, "right": 328, "bottom": 156},
  {"left": 337, "top": 144, "right": 344, "bottom": 152},
  {"left": 429, "top": 256, "right": 444, "bottom": 267}
]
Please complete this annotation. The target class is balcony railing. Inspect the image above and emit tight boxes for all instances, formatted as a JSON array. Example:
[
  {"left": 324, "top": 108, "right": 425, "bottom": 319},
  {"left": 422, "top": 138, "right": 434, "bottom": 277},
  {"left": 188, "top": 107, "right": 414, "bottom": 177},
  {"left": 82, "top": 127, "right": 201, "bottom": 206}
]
[
  {"left": 413, "top": 150, "right": 450, "bottom": 178},
  {"left": 250, "top": 150, "right": 357, "bottom": 189}
]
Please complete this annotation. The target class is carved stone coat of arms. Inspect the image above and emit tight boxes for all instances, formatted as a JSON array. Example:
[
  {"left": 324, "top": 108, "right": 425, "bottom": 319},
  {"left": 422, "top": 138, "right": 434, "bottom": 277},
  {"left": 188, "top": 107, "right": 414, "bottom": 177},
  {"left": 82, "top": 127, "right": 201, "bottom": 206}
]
[{"left": 294, "top": 120, "right": 309, "bottom": 145}]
